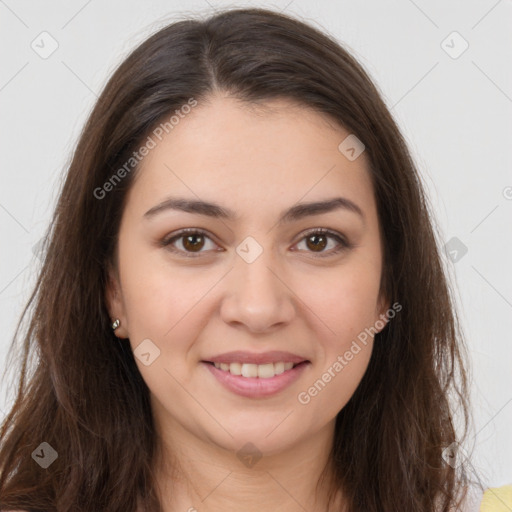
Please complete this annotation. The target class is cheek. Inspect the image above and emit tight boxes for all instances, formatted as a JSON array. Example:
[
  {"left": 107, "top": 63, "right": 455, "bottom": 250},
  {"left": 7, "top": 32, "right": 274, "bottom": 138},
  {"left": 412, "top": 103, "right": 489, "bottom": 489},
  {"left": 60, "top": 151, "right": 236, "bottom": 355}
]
[
  {"left": 300, "top": 343, "right": 373, "bottom": 423},
  {"left": 292, "top": 253, "right": 381, "bottom": 414},
  {"left": 300, "top": 255, "right": 383, "bottom": 343},
  {"left": 296, "top": 272, "right": 378, "bottom": 421},
  {"left": 117, "top": 234, "right": 211, "bottom": 361}
]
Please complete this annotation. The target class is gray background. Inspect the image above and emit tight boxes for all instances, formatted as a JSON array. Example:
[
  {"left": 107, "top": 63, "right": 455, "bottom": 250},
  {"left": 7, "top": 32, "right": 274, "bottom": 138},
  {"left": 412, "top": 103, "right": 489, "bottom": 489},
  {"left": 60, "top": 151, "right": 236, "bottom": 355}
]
[{"left": 1, "top": 0, "right": 511, "bottom": 489}]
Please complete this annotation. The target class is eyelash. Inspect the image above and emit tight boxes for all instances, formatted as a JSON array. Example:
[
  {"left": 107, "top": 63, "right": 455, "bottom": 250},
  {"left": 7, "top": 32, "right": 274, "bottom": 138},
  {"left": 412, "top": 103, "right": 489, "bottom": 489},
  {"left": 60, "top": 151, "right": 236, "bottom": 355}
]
[{"left": 160, "top": 227, "right": 352, "bottom": 259}]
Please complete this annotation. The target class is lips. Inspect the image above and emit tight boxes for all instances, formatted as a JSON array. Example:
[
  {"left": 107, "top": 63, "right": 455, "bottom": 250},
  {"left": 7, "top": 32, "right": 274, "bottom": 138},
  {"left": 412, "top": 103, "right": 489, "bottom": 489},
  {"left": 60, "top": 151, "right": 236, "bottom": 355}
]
[
  {"left": 203, "top": 360, "right": 310, "bottom": 398},
  {"left": 201, "top": 350, "right": 310, "bottom": 398}
]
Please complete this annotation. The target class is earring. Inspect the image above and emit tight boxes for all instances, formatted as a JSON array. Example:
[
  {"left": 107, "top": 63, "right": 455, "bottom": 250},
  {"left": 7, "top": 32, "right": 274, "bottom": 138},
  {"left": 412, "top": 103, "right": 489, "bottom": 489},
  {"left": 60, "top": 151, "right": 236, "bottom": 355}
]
[{"left": 112, "top": 319, "right": 120, "bottom": 331}]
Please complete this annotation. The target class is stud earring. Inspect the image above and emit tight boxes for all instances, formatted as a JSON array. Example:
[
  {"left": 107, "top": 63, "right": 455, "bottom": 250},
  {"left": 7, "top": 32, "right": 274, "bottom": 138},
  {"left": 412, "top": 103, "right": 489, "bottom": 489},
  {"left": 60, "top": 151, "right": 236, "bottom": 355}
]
[{"left": 111, "top": 319, "right": 120, "bottom": 331}]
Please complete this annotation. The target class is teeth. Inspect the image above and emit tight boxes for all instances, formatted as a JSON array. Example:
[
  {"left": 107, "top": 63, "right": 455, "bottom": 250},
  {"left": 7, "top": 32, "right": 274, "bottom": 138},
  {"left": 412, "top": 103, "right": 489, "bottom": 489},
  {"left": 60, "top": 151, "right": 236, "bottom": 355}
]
[
  {"left": 257, "top": 363, "right": 274, "bottom": 378},
  {"left": 242, "top": 364, "right": 258, "bottom": 378},
  {"left": 274, "top": 362, "right": 285, "bottom": 375},
  {"left": 229, "top": 362, "right": 242, "bottom": 375},
  {"left": 212, "top": 361, "right": 298, "bottom": 378}
]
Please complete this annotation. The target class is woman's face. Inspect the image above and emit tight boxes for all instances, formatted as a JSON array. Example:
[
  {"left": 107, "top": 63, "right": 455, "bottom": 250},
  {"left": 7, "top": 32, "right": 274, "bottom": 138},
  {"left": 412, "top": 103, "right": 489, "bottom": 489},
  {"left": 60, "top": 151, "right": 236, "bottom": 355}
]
[{"left": 107, "top": 94, "right": 388, "bottom": 456}]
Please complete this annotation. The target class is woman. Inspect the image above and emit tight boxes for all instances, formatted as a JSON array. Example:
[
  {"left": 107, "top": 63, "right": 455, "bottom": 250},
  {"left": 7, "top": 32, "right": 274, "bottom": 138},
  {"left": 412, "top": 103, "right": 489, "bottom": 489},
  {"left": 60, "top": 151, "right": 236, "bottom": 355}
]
[{"left": 0, "top": 7, "right": 504, "bottom": 512}]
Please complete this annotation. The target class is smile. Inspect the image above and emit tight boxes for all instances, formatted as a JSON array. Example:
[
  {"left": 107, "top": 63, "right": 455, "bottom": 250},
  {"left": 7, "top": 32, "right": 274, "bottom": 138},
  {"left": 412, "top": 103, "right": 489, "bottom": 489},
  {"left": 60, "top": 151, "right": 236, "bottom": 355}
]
[{"left": 202, "top": 360, "right": 310, "bottom": 398}]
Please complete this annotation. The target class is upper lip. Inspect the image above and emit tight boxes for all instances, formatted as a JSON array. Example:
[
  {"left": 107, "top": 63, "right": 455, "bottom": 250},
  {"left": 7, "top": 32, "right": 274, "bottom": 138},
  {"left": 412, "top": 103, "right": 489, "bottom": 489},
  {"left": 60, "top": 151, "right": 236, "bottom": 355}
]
[{"left": 204, "top": 351, "right": 309, "bottom": 365}]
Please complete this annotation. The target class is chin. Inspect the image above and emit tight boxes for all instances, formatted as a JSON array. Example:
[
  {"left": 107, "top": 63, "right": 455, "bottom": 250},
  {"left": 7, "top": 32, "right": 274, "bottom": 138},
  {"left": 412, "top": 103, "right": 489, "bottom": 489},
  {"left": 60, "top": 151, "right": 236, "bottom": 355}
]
[{"left": 206, "top": 421, "right": 305, "bottom": 459}]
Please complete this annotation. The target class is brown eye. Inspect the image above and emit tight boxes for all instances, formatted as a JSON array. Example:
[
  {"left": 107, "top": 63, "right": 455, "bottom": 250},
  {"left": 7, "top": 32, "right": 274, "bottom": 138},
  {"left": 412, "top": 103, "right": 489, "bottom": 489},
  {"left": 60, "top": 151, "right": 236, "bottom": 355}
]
[
  {"left": 295, "top": 229, "right": 351, "bottom": 257},
  {"left": 162, "top": 228, "right": 351, "bottom": 259},
  {"left": 305, "top": 233, "right": 328, "bottom": 252},
  {"left": 182, "top": 233, "right": 205, "bottom": 252},
  {"left": 161, "top": 229, "right": 219, "bottom": 258}
]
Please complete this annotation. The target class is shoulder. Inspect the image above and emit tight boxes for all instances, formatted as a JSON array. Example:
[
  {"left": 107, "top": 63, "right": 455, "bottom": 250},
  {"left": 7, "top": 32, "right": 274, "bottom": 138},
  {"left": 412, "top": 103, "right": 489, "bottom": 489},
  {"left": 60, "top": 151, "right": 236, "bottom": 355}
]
[{"left": 479, "top": 484, "right": 512, "bottom": 511}]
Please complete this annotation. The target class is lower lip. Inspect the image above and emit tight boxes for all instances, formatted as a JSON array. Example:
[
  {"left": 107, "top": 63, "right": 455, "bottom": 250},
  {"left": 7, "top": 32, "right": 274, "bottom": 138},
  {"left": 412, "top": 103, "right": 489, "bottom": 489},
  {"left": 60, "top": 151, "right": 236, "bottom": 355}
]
[{"left": 202, "top": 361, "right": 310, "bottom": 398}]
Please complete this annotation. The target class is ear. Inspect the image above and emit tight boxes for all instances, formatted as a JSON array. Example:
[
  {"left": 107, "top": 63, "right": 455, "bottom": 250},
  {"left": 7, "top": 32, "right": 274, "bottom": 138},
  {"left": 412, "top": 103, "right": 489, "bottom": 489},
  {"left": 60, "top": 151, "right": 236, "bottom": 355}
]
[{"left": 105, "top": 265, "right": 129, "bottom": 339}]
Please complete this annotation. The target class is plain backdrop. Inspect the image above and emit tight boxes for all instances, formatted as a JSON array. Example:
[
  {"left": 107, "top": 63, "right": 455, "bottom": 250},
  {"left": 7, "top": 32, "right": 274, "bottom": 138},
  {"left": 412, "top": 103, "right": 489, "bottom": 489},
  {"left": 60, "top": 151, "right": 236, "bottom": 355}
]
[{"left": 1, "top": 0, "right": 511, "bottom": 490}]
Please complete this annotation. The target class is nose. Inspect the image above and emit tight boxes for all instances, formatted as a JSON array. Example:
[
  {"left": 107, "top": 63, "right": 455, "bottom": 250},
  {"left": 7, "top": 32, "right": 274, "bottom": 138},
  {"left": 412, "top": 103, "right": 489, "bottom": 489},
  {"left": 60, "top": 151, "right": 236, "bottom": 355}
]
[{"left": 220, "top": 249, "right": 296, "bottom": 334}]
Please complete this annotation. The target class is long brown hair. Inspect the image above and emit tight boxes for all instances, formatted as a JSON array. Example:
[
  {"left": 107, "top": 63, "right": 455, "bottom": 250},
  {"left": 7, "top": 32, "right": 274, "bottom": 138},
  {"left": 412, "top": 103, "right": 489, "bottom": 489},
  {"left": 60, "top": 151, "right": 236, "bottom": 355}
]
[{"left": 0, "top": 7, "right": 474, "bottom": 511}]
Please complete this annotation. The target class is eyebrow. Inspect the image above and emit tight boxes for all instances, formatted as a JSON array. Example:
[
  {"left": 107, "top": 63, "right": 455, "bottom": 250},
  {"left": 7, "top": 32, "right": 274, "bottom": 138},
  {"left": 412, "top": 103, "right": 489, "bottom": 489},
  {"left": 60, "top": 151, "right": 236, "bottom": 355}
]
[{"left": 143, "top": 196, "right": 365, "bottom": 224}]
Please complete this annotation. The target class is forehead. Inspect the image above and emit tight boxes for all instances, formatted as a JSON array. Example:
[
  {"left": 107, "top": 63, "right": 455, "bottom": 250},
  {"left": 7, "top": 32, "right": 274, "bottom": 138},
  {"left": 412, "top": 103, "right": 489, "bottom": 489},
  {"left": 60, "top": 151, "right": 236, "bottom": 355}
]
[{"left": 126, "top": 94, "right": 376, "bottom": 218}]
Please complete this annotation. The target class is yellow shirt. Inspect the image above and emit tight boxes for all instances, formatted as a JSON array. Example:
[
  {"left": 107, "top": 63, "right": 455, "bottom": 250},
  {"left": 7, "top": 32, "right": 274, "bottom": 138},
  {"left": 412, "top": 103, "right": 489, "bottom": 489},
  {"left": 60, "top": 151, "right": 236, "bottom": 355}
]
[{"left": 479, "top": 485, "right": 512, "bottom": 511}]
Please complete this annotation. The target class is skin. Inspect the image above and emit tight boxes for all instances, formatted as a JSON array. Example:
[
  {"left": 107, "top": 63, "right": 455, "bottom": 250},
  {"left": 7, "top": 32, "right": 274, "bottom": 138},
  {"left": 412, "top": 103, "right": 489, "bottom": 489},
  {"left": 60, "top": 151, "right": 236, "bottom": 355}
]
[{"left": 106, "top": 93, "right": 389, "bottom": 512}]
